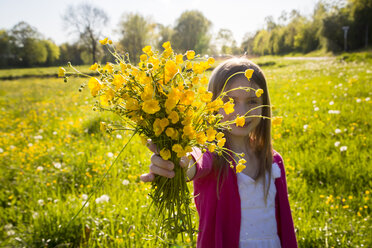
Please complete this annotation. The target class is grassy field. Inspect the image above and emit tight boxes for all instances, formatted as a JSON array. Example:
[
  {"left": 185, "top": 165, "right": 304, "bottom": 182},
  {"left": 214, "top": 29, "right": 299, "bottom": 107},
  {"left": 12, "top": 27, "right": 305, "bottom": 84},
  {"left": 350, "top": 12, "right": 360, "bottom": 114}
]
[{"left": 0, "top": 55, "right": 371, "bottom": 247}]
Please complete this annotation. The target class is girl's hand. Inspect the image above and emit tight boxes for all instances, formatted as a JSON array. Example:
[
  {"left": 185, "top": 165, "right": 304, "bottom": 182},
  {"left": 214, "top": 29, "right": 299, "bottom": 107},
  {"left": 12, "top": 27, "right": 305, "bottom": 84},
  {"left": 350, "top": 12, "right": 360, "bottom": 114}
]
[{"left": 140, "top": 140, "right": 193, "bottom": 182}]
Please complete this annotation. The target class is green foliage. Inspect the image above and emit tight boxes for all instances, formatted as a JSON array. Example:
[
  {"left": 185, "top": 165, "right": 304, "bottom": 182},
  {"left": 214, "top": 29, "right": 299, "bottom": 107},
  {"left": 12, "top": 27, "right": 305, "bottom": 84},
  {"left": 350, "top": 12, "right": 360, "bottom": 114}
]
[
  {"left": 172, "top": 10, "right": 211, "bottom": 54},
  {"left": 118, "top": 13, "right": 154, "bottom": 63}
]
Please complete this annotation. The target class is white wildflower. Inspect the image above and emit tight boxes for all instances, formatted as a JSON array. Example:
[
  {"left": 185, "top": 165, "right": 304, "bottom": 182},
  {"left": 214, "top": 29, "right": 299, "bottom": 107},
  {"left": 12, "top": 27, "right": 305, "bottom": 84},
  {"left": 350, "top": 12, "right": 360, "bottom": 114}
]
[
  {"left": 314, "top": 107, "right": 319, "bottom": 111},
  {"left": 95, "top": 194, "right": 110, "bottom": 204},
  {"left": 335, "top": 129, "right": 342, "bottom": 134},
  {"left": 312, "top": 100, "right": 316, "bottom": 104},
  {"left": 116, "top": 134, "right": 122, "bottom": 139},
  {"left": 34, "top": 135, "right": 43, "bottom": 140},
  {"left": 303, "top": 124, "right": 308, "bottom": 131},
  {"left": 0, "top": 148, "right": 3, "bottom": 153},
  {"left": 33, "top": 212, "right": 39, "bottom": 219},
  {"left": 329, "top": 101, "right": 334, "bottom": 105},
  {"left": 328, "top": 110, "right": 340, "bottom": 114},
  {"left": 38, "top": 199, "right": 44, "bottom": 206},
  {"left": 297, "top": 92, "right": 301, "bottom": 96},
  {"left": 36, "top": 166, "right": 43, "bottom": 172},
  {"left": 340, "top": 146, "right": 347, "bottom": 152},
  {"left": 356, "top": 98, "right": 362, "bottom": 103},
  {"left": 366, "top": 97, "right": 370, "bottom": 101},
  {"left": 122, "top": 179, "right": 130, "bottom": 186},
  {"left": 9, "top": 145, "right": 15, "bottom": 150},
  {"left": 107, "top": 152, "right": 114, "bottom": 158},
  {"left": 82, "top": 194, "right": 88, "bottom": 201},
  {"left": 334, "top": 141, "right": 340, "bottom": 147},
  {"left": 53, "top": 131, "right": 57, "bottom": 135},
  {"left": 28, "top": 143, "right": 33, "bottom": 147},
  {"left": 53, "top": 162, "right": 62, "bottom": 169}
]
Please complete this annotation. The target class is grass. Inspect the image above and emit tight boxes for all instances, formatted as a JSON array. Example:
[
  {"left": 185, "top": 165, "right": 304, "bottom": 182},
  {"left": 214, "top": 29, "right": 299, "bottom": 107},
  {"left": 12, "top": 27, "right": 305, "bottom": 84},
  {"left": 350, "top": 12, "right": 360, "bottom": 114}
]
[{"left": 0, "top": 55, "right": 371, "bottom": 247}]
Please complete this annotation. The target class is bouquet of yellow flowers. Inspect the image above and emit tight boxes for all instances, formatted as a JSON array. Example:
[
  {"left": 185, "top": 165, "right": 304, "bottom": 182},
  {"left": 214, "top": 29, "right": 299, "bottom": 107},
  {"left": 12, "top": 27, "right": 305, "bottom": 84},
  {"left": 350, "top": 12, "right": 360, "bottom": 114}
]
[{"left": 59, "top": 39, "right": 260, "bottom": 245}]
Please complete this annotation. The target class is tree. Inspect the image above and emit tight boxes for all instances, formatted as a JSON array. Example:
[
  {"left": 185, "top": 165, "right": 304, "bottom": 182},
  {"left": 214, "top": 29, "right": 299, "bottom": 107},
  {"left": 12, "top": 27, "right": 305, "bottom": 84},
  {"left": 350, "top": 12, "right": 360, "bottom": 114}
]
[
  {"left": 117, "top": 13, "right": 155, "bottom": 63},
  {"left": 155, "top": 24, "right": 174, "bottom": 51},
  {"left": 63, "top": 3, "right": 109, "bottom": 64},
  {"left": 8, "top": 21, "right": 48, "bottom": 66},
  {"left": 0, "top": 30, "right": 12, "bottom": 67},
  {"left": 172, "top": 10, "right": 211, "bottom": 54},
  {"left": 43, "top": 39, "right": 60, "bottom": 65},
  {"left": 216, "top": 28, "right": 236, "bottom": 55}
]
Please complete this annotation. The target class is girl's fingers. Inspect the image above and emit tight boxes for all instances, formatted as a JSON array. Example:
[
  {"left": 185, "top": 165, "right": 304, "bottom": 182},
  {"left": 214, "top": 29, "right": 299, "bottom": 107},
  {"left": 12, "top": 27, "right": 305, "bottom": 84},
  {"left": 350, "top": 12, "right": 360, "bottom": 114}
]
[
  {"left": 146, "top": 139, "right": 158, "bottom": 154},
  {"left": 150, "top": 164, "right": 175, "bottom": 178},
  {"left": 140, "top": 173, "right": 155, "bottom": 182},
  {"left": 179, "top": 156, "right": 190, "bottom": 168},
  {"left": 151, "top": 154, "right": 174, "bottom": 171}
]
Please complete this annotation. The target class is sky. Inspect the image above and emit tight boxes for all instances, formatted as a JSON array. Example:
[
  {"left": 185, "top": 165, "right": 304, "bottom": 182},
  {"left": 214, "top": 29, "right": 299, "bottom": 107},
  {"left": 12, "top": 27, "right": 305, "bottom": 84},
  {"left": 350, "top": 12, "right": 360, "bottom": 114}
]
[{"left": 0, "top": 0, "right": 318, "bottom": 46}]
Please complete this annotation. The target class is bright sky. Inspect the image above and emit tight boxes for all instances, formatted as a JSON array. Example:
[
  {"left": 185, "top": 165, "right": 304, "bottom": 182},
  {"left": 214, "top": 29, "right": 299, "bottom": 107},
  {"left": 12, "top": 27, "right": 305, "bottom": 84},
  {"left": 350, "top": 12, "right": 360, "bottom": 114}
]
[{"left": 0, "top": 0, "right": 318, "bottom": 46}]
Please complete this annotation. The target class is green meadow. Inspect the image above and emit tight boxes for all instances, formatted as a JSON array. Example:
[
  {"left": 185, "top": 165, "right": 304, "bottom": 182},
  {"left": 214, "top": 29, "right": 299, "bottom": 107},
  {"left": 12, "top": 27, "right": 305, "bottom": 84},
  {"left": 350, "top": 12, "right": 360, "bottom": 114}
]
[{"left": 0, "top": 55, "right": 371, "bottom": 247}]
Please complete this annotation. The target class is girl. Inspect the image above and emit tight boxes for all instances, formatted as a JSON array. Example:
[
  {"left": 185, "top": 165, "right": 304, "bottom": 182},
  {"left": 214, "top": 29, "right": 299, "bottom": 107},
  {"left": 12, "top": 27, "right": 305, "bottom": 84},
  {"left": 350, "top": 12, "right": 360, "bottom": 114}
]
[{"left": 140, "top": 58, "right": 298, "bottom": 248}]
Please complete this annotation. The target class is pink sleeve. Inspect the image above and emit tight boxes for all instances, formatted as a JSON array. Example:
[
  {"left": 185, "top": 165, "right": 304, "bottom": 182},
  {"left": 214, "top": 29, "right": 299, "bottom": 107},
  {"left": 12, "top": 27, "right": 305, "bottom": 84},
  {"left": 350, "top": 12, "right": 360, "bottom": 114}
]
[{"left": 190, "top": 148, "right": 213, "bottom": 180}]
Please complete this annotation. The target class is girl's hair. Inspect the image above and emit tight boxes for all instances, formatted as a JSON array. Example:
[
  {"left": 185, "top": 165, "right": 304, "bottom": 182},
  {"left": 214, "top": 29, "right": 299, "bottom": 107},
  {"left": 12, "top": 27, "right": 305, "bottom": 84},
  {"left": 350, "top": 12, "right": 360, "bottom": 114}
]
[{"left": 208, "top": 57, "right": 273, "bottom": 204}]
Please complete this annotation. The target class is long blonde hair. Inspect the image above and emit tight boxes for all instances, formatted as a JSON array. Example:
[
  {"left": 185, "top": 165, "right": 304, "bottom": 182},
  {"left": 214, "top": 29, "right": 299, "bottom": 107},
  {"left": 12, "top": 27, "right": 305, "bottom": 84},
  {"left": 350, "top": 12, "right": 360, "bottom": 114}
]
[{"left": 208, "top": 57, "right": 273, "bottom": 203}]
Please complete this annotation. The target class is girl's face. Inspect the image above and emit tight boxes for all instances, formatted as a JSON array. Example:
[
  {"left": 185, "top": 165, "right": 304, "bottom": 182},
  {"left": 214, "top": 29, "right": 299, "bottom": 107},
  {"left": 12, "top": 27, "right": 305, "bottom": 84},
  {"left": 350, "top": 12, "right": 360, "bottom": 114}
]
[{"left": 219, "top": 77, "right": 263, "bottom": 137}]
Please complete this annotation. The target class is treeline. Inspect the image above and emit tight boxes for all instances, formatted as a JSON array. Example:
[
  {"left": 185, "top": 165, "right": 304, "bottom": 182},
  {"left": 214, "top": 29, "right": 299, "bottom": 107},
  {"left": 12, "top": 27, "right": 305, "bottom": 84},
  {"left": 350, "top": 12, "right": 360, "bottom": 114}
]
[
  {"left": 243, "top": 0, "right": 371, "bottom": 55},
  {"left": 0, "top": 0, "right": 370, "bottom": 68}
]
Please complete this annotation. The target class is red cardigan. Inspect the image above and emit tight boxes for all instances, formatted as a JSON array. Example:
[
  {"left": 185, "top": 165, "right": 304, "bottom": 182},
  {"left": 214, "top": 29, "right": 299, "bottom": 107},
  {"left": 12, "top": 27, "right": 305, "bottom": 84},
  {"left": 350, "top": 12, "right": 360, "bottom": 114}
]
[{"left": 191, "top": 149, "right": 298, "bottom": 248}]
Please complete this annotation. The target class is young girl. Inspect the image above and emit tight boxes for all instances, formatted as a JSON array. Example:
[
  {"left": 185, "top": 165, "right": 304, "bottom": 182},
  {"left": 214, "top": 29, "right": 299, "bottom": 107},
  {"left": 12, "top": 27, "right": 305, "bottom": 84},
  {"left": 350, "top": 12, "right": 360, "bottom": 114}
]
[{"left": 140, "top": 58, "right": 298, "bottom": 248}]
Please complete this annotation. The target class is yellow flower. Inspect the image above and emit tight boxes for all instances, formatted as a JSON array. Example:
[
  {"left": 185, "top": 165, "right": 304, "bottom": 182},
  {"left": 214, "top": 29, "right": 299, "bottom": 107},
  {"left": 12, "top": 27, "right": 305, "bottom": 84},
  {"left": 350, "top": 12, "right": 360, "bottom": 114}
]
[
  {"left": 165, "top": 127, "right": 178, "bottom": 140},
  {"left": 183, "top": 125, "right": 196, "bottom": 139},
  {"left": 180, "top": 90, "right": 195, "bottom": 106},
  {"left": 186, "top": 61, "right": 192, "bottom": 70},
  {"left": 142, "top": 99, "right": 160, "bottom": 114},
  {"left": 216, "top": 132, "right": 224, "bottom": 140},
  {"left": 160, "top": 148, "right": 171, "bottom": 160},
  {"left": 162, "top": 41, "right": 171, "bottom": 49},
  {"left": 165, "top": 60, "right": 178, "bottom": 83},
  {"left": 255, "top": 89, "right": 264, "bottom": 97},
  {"left": 58, "top": 67, "right": 66, "bottom": 77},
  {"left": 172, "top": 144, "right": 186, "bottom": 157},
  {"left": 103, "top": 63, "right": 114, "bottom": 74},
  {"left": 165, "top": 89, "right": 180, "bottom": 112},
  {"left": 201, "top": 92, "right": 213, "bottom": 103},
  {"left": 236, "top": 163, "right": 246, "bottom": 173},
  {"left": 193, "top": 63, "right": 204, "bottom": 74},
  {"left": 200, "top": 76, "right": 209, "bottom": 84},
  {"left": 272, "top": 116, "right": 283, "bottom": 126},
  {"left": 99, "top": 38, "right": 108, "bottom": 45},
  {"left": 168, "top": 110, "right": 179, "bottom": 124},
  {"left": 207, "top": 57, "right": 215, "bottom": 65},
  {"left": 89, "top": 63, "right": 98, "bottom": 70},
  {"left": 192, "top": 77, "right": 199, "bottom": 84},
  {"left": 126, "top": 98, "right": 140, "bottom": 110},
  {"left": 100, "top": 88, "right": 115, "bottom": 106},
  {"left": 163, "top": 47, "right": 173, "bottom": 58},
  {"left": 245, "top": 69, "right": 254, "bottom": 81},
  {"left": 223, "top": 101, "right": 235, "bottom": 115},
  {"left": 141, "top": 84, "right": 154, "bottom": 101},
  {"left": 196, "top": 132, "right": 207, "bottom": 145},
  {"left": 206, "top": 127, "right": 217, "bottom": 142},
  {"left": 208, "top": 143, "right": 216, "bottom": 152},
  {"left": 142, "top": 45, "right": 153, "bottom": 56},
  {"left": 236, "top": 116, "right": 245, "bottom": 127},
  {"left": 100, "top": 122, "right": 107, "bottom": 132},
  {"left": 88, "top": 77, "right": 102, "bottom": 97},
  {"left": 186, "top": 50, "right": 195, "bottom": 60},
  {"left": 113, "top": 74, "right": 125, "bottom": 90},
  {"left": 153, "top": 118, "right": 168, "bottom": 136},
  {"left": 140, "top": 54, "right": 147, "bottom": 62},
  {"left": 217, "top": 138, "right": 226, "bottom": 148},
  {"left": 176, "top": 54, "right": 183, "bottom": 64}
]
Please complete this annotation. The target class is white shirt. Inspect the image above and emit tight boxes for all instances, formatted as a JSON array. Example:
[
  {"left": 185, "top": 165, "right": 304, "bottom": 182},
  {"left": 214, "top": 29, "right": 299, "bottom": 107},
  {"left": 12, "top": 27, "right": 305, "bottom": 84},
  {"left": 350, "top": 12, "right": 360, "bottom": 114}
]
[{"left": 237, "top": 162, "right": 282, "bottom": 248}]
